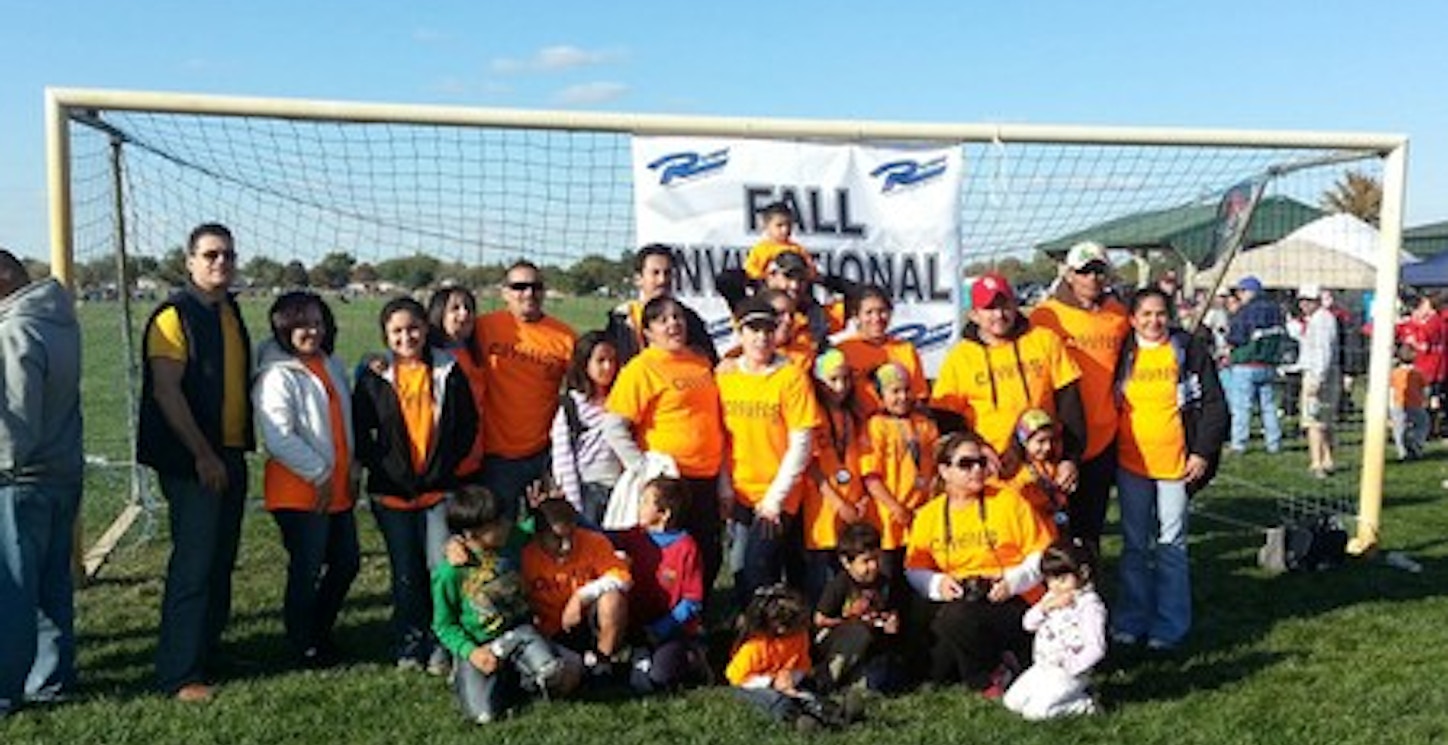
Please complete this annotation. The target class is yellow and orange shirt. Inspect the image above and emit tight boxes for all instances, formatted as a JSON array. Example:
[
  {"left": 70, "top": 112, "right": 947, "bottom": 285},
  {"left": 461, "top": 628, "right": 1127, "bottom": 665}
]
[
  {"left": 146, "top": 304, "right": 249, "bottom": 448},
  {"left": 836, "top": 335, "right": 929, "bottom": 415},
  {"left": 1001, "top": 459, "right": 1065, "bottom": 537},
  {"left": 903, "top": 485, "right": 1053, "bottom": 602},
  {"left": 1117, "top": 341, "right": 1187, "bottom": 480},
  {"left": 474, "top": 311, "right": 575, "bottom": 458},
  {"left": 860, "top": 412, "right": 939, "bottom": 550},
  {"left": 521, "top": 528, "right": 632, "bottom": 638},
  {"left": 607, "top": 346, "right": 724, "bottom": 478},
  {"left": 743, "top": 239, "right": 816, "bottom": 280},
  {"left": 1030, "top": 296, "right": 1129, "bottom": 460},
  {"left": 930, "top": 326, "right": 1081, "bottom": 455},
  {"left": 802, "top": 408, "right": 871, "bottom": 551},
  {"left": 717, "top": 360, "right": 824, "bottom": 513}
]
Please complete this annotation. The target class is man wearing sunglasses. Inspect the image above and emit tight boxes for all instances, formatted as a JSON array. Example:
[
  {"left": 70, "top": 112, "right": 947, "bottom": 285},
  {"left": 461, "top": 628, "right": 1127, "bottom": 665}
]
[
  {"left": 1029, "top": 241, "right": 1129, "bottom": 553},
  {"left": 474, "top": 261, "right": 576, "bottom": 519},
  {"left": 138, "top": 223, "right": 254, "bottom": 702}
]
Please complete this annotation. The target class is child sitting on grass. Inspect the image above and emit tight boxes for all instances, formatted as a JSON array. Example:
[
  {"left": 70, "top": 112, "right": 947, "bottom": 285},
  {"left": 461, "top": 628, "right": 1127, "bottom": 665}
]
[
  {"left": 431, "top": 485, "right": 582, "bottom": 724},
  {"left": 1002, "top": 538, "right": 1106, "bottom": 720},
  {"left": 812, "top": 522, "right": 907, "bottom": 693},
  {"left": 522, "top": 499, "right": 633, "bottom": 681},
  {"left": 726, "top": 584, "right": 862, "bottom": 732},
  {"left": 609, "top": 476, "right": 710, "bottom": 692}
]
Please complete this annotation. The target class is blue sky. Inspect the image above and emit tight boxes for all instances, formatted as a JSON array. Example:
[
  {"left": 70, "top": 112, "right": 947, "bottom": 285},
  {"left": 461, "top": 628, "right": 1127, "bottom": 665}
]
[{"left": 2, "top": 0, "right": 1445, "bottom": 262}]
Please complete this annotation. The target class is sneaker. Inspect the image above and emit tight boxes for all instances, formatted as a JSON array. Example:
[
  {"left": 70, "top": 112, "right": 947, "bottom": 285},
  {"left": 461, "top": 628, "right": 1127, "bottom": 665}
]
[
  {"left": 1146, "top": 638, "right": 1179, "bottom": 653},
  {"left": 1111, "top": 631, "right": 1142, "bottom": 647},
  {"left": 981, "top": 664, "right": 1013, "bottom": 701},
  {"left": 426, "top": 650, "right": 452, "bottom": 677},
  {"left": 174, "top": 682, "right": 214, "bottom": 703},
  {"left": 395, "top": 657, "right": 425, "bottom": 673},
  {"left": 474, "top": 712, "right": 495, "bottom": 725}
]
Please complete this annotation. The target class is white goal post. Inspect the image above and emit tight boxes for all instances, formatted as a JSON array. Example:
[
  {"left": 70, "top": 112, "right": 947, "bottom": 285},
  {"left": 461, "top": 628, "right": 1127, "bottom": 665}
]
[{"left": 44, "top": 86, "right": 1407, "bottom": 566}]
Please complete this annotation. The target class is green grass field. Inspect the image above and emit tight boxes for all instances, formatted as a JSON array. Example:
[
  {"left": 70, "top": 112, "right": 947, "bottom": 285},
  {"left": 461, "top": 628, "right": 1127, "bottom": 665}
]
[{"left": 5, "top": 294, "right": 1446, "bottom": 744}]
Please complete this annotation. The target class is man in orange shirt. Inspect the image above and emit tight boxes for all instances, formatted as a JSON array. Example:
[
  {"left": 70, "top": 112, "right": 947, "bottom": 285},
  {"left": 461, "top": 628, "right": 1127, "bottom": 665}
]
[
  {"left": 1029, "top": 242, "right": 1129, "bottom": 552},
  {"left": 474, "top": 261, "right": 577, "bottom": 519}
]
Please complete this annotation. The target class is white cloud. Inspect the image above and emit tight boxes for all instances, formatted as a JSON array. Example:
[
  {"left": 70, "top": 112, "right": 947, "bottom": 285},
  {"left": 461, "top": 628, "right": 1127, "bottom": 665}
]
[
  {"left": 554, "top": 81, "right": 628, "bottom": 106},
  {"left": 491, "top": 44, "right": 623, "bottom": 74}
]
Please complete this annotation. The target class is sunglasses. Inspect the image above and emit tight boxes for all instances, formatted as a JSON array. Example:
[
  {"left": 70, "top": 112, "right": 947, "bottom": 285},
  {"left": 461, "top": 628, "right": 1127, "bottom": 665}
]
[
  {"left": 1072, "top": 263, "right": 1108, "bottom": 276},
  {"left": 196, "top": 249, "right": 237, "bottom": 263},
  {"left": 507, "top": 281, "right": 544, "bottom": 293},
  {"left": 949, "top": 455, "right": 988, "bottom": 471}
]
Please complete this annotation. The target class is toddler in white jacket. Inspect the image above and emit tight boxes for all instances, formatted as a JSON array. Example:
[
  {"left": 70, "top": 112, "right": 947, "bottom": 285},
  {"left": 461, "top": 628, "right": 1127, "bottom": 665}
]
[{"left": 1004, "top": 538, "right": 1106, "bottom": 720}]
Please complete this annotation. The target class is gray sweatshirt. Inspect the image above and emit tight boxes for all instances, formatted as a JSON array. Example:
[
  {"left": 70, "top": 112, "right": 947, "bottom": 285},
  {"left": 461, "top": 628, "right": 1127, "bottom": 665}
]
[{"left": 0, "top": 278, "right": 83, "bottom": 484}]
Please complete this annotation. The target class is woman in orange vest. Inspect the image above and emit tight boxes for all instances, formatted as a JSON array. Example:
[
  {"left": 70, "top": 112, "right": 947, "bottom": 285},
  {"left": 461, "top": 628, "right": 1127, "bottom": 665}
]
[{"left": 252, "top": 291, "right": 358, "bottom": 668}]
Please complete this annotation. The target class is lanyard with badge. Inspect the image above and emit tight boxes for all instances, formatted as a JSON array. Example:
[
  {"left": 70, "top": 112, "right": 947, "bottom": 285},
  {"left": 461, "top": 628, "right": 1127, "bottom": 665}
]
[
  {"left": 893, "top": 415, "right": 927, "bottom": 495},
  {"left": 826, "top": 408, "right": 854, "bottom": 488}
]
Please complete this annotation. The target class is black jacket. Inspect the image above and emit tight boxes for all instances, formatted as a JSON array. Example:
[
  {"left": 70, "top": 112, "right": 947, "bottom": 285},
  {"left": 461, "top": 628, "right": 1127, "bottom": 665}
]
[
  {"left": 137, "top": 285, "right": 254, "bottom": 476},
  {"left": 1114, "top": 327, "right": 1228, "bottom": 494},
  {"left": 351, "top": 350, "right": 478, "bottom": 501}
]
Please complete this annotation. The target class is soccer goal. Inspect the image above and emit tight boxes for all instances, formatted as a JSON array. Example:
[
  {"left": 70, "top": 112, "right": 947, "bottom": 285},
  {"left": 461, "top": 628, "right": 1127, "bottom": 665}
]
[{"left": 44, "top": 87, "right": 1407, "bottom": 575}]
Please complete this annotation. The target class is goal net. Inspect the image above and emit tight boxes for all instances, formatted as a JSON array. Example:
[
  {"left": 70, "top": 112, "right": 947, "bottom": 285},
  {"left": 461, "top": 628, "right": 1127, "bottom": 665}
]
[{"left": 48, "top": 88, "right": 1405, "bottom": 575}]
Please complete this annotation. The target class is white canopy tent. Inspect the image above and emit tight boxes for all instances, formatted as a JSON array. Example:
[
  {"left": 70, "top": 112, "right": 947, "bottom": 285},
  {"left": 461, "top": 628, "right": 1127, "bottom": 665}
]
[{"left": 1197, "top": 213, "right": 1416, "bottom": 290}]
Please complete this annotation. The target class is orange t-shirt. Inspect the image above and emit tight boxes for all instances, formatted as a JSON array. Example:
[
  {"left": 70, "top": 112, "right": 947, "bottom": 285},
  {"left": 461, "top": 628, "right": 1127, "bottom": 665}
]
[
  {"left": 607, "top": 346, "right": 724, "bottom": 478},
  {"left": 263, "top": 356, "right": 353, "bottom": 513},
  {"left": 803, "top": 408, "right": 871, "bottom": 551},
  {"left": 449, "top": 347, "right": 488, "bottom": 474},
  {"left": 836, "top": 335, "right": 929, "bottom": 415},
  {"left": 1002, "top": 459, "right": 1065, "bottom": 537},
  {"left": 1392, "top": 364, "right": 1426, "bottom": 409},
  {"left": 930, "top": 326, "right": 1082, "bottom": 455},
  {"left": 725, "top": 630, "right": 812, "bottom": 685},
  {"left": 1117, "top": 342, "right": 1187, "bottom": 480},
  {"left": 521, "top": 528, "right": 632, "bottom": 637},
  {"left": 380, "top": 360, "right": 444, "bottom": 511},
  {"left": 474, "top": 311, "right": 576, "bottom": 458},
  {"left": 718, "top": 360, "right": 824, "bottom": 513},
  {"left": 1029, "top": 296, "right": 1129, "bottom": 460},
  {"left": 860, "top": 412, "right": 939, "bottom": 550},
  {"left": 903, "top": 486, "right": 1053, "bottom": 602}
]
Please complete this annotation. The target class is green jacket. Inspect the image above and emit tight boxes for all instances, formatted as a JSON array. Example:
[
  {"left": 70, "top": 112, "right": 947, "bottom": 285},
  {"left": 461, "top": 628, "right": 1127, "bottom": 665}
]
[{"left": 431, "top": 527, "right": 533, "bottom": 659}]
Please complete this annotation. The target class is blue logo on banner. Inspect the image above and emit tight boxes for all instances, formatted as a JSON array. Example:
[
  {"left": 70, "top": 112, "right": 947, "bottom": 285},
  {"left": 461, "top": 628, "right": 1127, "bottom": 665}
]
[
  {"left": 647, "top": 149, "right": 730, "bottom": 186},
  {"left": 869, "top": 157, "right": 948, "bottom": 193}
]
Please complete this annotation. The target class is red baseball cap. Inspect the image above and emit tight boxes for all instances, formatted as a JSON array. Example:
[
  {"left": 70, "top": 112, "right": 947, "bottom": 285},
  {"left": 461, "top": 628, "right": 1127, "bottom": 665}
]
[{"left": 970, "top": 272, "right": 1016, "bottom": 309}]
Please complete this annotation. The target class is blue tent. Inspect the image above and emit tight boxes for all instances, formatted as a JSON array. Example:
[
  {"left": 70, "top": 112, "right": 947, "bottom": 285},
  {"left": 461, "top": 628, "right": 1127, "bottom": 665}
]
[{"left": 1402, "top": 250, "right": 1448, "bottom": 287}]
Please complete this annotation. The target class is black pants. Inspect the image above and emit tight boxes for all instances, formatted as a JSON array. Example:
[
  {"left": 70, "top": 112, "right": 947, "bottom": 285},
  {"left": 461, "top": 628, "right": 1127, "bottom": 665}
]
[
  {"left": 681, "top": 475, "right": 724, "bottom": 597},
  {"left": 926, "top": 596, "right": 1032, "bottom": 690},
  {"left": 1069, "top": 447, "right": 1117, "bottom": 553}
]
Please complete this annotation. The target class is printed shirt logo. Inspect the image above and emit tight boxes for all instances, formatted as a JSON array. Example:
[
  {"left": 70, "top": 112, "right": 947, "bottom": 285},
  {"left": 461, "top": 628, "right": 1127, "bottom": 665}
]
[
  {"left": 869, "top": 156, "right": 948, "bottom": 193},
  {"left": 647, "top": 149, "right": 730, "bottom": 186}
]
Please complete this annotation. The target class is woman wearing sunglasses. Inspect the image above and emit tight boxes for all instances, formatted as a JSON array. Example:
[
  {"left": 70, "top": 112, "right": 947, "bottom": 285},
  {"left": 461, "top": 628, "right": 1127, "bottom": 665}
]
[{"left": 903, "top": 431, "right": 1054, "bottom": 698}]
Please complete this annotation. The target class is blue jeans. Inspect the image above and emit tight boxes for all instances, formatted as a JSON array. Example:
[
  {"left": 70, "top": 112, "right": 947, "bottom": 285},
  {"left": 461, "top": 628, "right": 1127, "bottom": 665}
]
[
  {"left": 1115, "top": 468, "right": 1191, "bottom": 646},
  {"left": 730, "top": 504, "right": 801, "bottom": 610},
  {"left": 271, "top": 509, "right": 361, "bottom": 658},
  {"left": 0, "top": 481, "right": 81, "bottom": 715},
  {"left": 371, "top": 498, "right": 449, "bottom": 663},
  {"left": 155, "top": 451, "right": 247, "bottom": 693},
  {"left": 480, "top": 450, "right": 549, "bottom": 521},
  {"left": 1229, "top": 365, "right": 1281, "bottom": 452}
]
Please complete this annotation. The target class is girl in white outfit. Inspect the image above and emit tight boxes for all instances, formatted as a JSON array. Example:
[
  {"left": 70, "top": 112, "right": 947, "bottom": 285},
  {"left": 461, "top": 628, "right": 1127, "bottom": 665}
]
[{"left": 1003, "top": 538, "right": 1106, "bottom": 720}]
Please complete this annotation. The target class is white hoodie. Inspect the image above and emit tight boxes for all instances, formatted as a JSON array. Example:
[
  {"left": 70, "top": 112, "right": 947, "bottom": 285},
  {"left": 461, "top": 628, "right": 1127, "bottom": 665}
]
[{"left": 251, "top": 338, "right": 354, "bottom": 488}]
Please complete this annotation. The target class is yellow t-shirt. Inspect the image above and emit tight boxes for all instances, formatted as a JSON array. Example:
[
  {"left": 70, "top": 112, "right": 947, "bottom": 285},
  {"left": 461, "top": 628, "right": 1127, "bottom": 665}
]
[
  {"left": 145, "top": 303, "right": 249, "bottom": 448},
  {"left": 903, "top": 486, "right": 1053, "bottom": 600},
  {"left": 860, "top": 412, "right": 939, "bottom": 550},
  {"left": 717, "top": 360, "right": 824, "bottom": 513},
  {"left": 743, "top": 239, "right": 815, "bottom": 280},
  {"left": 474, "top": 311, "right": 576, "bottom": 458},
  {"left": 1117, "top": 342, "right": 1187, "bottom": 480},
  {"left": 802, "top": 408, "right": 870, "bottom": 550},
  {"left": 836, "top": 335, "right": 929, "bottom": 415},
  {"left": 607, "top": 346, "right": 724, "bottom": 478},
  {"left": 1029, "top": 296, "right": 1129, "bottom": 460},
  {"left": 930, "top": 326, "right": 1082, "bottom": 454}
]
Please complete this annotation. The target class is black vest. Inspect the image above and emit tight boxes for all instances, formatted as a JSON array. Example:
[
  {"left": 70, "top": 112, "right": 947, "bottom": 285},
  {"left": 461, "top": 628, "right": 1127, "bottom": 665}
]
[{"left": 137, "top": 286, "right": 254, "bottom": 476}]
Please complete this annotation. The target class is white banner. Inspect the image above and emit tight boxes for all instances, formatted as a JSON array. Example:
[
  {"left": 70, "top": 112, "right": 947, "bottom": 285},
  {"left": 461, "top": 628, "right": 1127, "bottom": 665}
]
[{"left": 632, "top": 137, "right": 963, "bottom": 374}]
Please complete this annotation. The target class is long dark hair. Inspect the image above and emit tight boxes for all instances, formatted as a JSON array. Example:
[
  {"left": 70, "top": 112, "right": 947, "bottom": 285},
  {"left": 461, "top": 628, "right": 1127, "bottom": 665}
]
[
  {"left": 426, "top": 286, "right": 483, "bottom": 363},
  {"left": 563, "top": 330, "right": 617, "bottom": 399}
]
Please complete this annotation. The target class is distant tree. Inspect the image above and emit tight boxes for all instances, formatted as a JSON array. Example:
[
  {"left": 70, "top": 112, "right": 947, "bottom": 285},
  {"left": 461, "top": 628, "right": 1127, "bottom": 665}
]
[
  {"left": 1322, "top": 170, "right": 1382, "bottom": 227},
  {"left": 375, "top": 254, "right": 440, "bottom": 289},
  {"left": 282, "top": 259, "right": 311, "bottom": 288},
  {"left": 565, "top": 254, "right": 628, "bottom": 296},
  {"left": 309, "top": 251, "right": 356, "bottom": 289},
  {"left": 242, "top": 256, "right": 285, "bottom": 288},
  {"left": 457, "top": 263, "right": 504, "bottom": 289},
  {"left": 155, "top": 246, "right": 189, "bottom": 287},
  {"left": 350, "top": 262, "right": 378, "bottom": 284}
]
